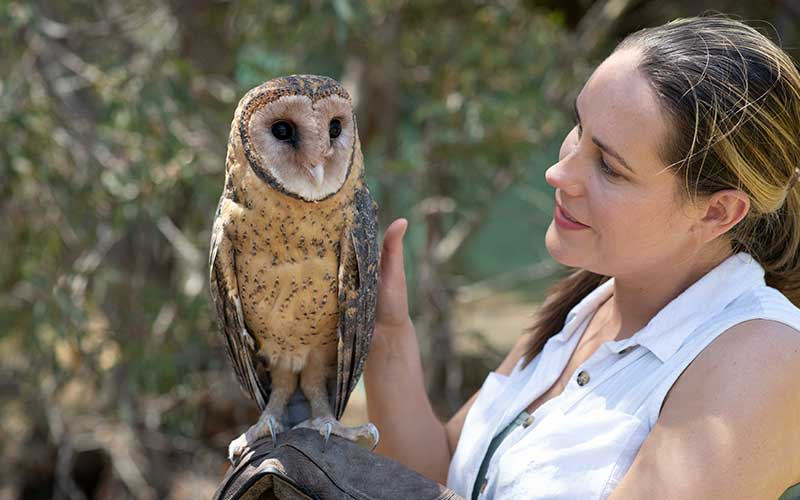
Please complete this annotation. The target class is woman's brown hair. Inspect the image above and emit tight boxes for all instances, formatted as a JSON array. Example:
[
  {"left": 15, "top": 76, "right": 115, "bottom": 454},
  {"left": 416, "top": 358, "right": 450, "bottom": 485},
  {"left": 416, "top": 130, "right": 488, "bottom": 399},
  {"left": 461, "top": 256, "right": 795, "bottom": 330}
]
[{"left": 524, "top": 16, "right": 800, "bottom": 365}]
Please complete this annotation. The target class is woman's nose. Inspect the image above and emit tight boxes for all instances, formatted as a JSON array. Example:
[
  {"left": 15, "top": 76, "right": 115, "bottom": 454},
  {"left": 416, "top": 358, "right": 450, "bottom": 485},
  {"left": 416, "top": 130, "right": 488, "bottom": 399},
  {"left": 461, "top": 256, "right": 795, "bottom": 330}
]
[{"left": 545, "top": 158, "right": 584, "bottom": 196}]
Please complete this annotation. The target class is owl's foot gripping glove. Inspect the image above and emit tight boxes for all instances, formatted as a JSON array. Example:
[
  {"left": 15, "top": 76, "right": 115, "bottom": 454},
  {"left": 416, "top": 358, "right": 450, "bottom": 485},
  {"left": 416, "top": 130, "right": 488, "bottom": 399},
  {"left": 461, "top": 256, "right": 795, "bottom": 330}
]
[
  {"left": 228, "top": 411, "right": 284, "bottom": 463},
  {"left": 293, "top": 416, "right": 379, "bottom": 452}
]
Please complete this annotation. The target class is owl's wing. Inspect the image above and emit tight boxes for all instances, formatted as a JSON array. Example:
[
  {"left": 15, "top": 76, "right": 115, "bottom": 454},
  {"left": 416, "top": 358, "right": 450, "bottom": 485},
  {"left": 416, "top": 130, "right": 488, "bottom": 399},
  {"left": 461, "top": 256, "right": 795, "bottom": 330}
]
[
  {"left": 208, "top": 200, "right": 269, "bottom": 411},
  {"left": 333, "top": 185, "right": 379, "bottom": 419}
]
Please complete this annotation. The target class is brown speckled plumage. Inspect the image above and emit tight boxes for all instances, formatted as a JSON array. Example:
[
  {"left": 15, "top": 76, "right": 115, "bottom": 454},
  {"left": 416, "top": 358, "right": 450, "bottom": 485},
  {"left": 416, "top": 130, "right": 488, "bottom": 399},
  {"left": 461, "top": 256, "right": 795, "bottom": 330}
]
[{"left": 208, "top": 75, "right": 378, "bottom": 438}]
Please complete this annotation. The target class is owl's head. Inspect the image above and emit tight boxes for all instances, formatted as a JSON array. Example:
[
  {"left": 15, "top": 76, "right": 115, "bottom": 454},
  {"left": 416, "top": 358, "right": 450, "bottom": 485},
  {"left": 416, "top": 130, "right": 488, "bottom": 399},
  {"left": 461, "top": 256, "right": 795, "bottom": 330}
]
[{"left": 235, "top": 75, "right": 357, "bottom": 202}]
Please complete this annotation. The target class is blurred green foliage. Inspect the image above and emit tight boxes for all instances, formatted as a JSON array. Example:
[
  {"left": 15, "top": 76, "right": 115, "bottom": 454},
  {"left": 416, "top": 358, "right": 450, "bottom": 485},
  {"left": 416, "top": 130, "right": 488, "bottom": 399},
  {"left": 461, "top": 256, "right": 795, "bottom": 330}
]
[{"left": 0, "top": 0, "right": 578, "bottom": 436}]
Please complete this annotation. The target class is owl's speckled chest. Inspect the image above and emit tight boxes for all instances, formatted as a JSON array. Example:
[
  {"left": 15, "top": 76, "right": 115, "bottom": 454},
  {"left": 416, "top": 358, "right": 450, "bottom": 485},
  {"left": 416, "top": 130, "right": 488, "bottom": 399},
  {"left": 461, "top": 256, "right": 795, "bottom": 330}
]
[{"left": 229, "top": 187, "right": 356, "bottom": 369}]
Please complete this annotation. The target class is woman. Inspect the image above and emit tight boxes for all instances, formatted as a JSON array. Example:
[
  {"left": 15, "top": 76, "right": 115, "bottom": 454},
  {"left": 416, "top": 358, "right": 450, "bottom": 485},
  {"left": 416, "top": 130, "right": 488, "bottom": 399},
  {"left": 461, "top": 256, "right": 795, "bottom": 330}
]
[{"left": 365, "top": 16, "right": 800, "bottom": 500}]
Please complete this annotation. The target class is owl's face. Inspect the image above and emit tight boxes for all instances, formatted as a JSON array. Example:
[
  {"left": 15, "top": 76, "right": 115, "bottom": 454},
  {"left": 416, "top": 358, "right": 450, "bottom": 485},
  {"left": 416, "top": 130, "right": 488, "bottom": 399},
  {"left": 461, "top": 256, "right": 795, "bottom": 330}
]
[{"left": 239, "top": 76, "right": 357, "bottom": 202}]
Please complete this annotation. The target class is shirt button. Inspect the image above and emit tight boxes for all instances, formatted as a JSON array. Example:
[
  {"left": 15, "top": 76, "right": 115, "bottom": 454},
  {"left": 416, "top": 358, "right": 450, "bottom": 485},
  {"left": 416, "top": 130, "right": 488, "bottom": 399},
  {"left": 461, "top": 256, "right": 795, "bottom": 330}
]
[
  {"left": 480, "top": 479, "right": 488, "bottom": 494},
  {"left": 577, "top": 370, "right": 591, "bottom": 386},
  {"left": 522, "top": 415, "right": 535, "bottom": 428},
  {"left": 620, "top": 346, "right": 635, "bottom": 355}
]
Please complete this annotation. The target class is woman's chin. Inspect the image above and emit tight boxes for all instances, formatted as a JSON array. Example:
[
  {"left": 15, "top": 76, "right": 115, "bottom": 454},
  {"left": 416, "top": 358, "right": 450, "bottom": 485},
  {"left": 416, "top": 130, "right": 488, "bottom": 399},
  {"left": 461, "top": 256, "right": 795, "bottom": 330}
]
[{"left": 545, "top": 223, "right": 585, "bottom": 268}]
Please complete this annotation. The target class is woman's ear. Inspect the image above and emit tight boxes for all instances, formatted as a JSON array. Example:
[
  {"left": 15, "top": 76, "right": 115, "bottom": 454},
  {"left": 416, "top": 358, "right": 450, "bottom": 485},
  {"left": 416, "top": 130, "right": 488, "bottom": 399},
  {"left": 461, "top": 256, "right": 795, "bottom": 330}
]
[{"left": 697, "top": 189, "right": 750, "bottom": 242}]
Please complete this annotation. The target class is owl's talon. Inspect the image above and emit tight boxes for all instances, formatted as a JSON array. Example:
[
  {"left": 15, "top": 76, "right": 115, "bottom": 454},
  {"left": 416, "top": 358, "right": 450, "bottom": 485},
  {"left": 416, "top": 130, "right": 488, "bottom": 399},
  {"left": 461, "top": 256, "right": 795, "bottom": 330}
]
[
  {"left": 229, "top": 411, "right": 283, "bottom": 463},
  {"left": 322, "top": 421, "right": 333, "bottom": 452},
  {"left": 367, "top": 423, "right": 380, "bottom": 451},
  {"left": 267, "top": 416, "right": 278, "bottom": 447},
  {"left": 293, "top": 417, "right": 379, "bottom": 452}
]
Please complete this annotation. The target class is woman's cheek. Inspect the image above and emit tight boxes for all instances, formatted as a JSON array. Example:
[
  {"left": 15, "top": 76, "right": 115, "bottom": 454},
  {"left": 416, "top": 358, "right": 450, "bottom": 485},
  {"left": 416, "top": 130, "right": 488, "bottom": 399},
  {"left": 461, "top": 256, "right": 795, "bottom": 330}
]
[{"left": 593, "top": 198, "right": 635, "bottom": 235}]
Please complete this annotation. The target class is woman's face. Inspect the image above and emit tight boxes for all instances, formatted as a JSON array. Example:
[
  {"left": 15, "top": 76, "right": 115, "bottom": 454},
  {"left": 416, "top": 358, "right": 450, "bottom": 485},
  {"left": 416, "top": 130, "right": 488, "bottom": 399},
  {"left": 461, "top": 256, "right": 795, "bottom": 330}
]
[{"left": 545, "top": 49, "right": 704, "bottom": 278}]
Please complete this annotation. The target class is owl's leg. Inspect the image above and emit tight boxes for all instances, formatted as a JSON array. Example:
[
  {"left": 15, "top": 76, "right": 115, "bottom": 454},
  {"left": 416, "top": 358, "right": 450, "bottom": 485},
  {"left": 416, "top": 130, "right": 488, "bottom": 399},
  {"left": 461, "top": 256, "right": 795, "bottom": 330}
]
[
  {"left": 293, "top": 351, "right": 379, "bottom": 452},
  {"left": 228, "top": 363, "right": 297, "bottom": 463}
]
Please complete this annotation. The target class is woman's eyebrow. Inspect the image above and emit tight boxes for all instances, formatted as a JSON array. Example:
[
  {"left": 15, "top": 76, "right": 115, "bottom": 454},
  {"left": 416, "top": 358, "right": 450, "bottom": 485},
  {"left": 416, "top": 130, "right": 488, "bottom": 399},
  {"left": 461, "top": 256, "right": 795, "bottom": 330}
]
[{"left": 574, "top": 98, "right": 634, "bottom": 173}]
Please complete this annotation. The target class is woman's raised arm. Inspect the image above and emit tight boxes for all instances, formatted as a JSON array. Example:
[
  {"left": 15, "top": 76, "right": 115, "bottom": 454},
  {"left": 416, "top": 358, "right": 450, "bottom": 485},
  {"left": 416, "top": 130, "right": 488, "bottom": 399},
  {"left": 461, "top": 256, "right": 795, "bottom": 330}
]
[
  {"left": 364, "top": 218, "right": 452, "bottom": 482},
  {"left": 364, "top": 218, "right": 534, "bottom": 483}
]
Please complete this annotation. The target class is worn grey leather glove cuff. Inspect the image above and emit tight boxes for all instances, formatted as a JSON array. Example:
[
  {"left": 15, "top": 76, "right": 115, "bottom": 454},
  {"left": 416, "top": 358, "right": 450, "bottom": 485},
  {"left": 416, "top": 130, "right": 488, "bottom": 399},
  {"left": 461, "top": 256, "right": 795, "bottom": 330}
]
[{"left": 214, "top": 428, "right": 464, "bottom": 500}]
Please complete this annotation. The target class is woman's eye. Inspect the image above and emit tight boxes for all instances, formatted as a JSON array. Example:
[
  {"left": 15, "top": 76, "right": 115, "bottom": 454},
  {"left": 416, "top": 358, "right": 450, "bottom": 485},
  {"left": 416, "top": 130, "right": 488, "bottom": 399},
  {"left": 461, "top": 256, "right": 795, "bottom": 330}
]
[
  {"left": 598, "top": 157, "right": 620, "bottom": 178},
  {"left": 271, "top": 121, "right": 294, "bottom": 141},
  {"left": 329, "top": 119, "right": 342, "bottom": 139}
]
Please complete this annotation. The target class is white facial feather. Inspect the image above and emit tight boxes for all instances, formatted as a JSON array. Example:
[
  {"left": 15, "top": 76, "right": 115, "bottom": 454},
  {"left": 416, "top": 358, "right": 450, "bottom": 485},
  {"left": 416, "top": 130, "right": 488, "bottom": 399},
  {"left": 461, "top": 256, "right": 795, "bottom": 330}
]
[{"left": 248, "top": 94, "right": 354, "bottom": 201}]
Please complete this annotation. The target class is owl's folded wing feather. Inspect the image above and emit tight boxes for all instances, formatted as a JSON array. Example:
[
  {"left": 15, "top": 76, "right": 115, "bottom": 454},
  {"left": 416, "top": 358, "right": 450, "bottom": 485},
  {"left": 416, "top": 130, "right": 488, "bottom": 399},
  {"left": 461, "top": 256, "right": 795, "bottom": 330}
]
[
  {"left": 334, "top": 185, "right": 379, "bottom": 419},
  {"left": 208, "top": 203, "right": 269, "bottom": 411}
]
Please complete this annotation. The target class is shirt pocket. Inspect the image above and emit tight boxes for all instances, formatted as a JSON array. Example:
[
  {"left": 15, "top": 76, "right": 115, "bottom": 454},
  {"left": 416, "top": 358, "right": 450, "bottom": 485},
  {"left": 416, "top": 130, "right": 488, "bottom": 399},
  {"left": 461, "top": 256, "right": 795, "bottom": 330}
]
[{"left": 493, "top": 407, "right": 649, "bottom": 500}]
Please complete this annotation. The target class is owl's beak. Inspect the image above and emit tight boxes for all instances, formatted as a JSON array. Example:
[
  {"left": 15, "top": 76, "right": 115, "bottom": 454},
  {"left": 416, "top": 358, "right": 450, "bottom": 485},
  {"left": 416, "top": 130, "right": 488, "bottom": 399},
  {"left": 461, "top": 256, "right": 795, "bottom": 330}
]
[{"left": 305, "top": 164, "right": 324, "bottom": 187}]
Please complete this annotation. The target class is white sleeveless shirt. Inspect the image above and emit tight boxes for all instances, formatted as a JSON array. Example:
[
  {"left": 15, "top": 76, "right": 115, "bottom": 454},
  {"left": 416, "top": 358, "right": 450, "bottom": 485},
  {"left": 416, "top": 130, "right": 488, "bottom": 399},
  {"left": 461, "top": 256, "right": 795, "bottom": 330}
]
[{"left": 447, "top": 252, "right": 800, "bottom": 499}]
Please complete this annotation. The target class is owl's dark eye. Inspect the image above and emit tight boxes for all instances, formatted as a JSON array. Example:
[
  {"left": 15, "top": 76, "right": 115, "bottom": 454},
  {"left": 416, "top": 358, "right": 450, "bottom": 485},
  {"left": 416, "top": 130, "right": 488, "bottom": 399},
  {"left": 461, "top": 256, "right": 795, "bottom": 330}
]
[
  {"left": 329, "top": 119, "right": 342, "bottom": 139},
  {"left": 271, "top": 121, "right": 295, "bottom": 141}
]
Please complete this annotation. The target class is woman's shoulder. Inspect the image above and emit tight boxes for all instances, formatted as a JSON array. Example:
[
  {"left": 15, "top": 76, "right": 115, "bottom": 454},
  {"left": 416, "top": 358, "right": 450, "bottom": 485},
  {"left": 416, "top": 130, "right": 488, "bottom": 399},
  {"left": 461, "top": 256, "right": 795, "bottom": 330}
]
[
  {"left": 671, "top": 317, "right": 800, "bottom": 415},
  {"left": 652, "top": 319, "right": 800, "bottom": 492},
  {"left": 675, "top": 318, "right": 800, "bottom": 400},
  {"left": 714, "top": 318, "right": 800, "bottom": 360}
]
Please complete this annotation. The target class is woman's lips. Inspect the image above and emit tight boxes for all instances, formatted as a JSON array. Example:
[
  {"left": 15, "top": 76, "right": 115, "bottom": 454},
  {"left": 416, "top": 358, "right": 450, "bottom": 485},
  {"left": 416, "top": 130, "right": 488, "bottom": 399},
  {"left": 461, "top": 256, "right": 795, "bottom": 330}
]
[{"left": 554, "top": 203, "right": 590, "bottom": 230}]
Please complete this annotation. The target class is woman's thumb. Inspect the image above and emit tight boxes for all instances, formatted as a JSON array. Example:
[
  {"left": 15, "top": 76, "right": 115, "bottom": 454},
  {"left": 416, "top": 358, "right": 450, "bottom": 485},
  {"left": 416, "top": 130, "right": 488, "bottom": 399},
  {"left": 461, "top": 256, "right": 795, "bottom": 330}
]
[{"left": 380, "top": 218, "right": 408, "bottom": 280}]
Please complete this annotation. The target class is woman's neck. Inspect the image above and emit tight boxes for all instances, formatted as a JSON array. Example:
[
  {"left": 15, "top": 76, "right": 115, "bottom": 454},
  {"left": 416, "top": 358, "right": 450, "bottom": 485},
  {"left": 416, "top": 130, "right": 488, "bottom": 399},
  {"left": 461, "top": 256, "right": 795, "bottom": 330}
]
[{"left": 604, "top": 248, "right": 732, "bottom": 341}]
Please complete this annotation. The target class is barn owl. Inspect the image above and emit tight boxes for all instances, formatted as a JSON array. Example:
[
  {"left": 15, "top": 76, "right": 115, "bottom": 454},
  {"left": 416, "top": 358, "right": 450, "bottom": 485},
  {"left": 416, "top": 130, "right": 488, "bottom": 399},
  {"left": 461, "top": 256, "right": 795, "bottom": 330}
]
[{"left": 208, "top": 75, "right": 379, "bottom": 463}]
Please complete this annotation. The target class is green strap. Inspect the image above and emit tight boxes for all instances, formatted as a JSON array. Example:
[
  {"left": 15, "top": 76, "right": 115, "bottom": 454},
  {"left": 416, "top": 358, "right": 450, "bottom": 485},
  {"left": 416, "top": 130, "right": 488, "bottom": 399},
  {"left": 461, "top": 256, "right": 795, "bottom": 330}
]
[
  {"left": 471, "top": 411, "right": 530, "bottom": 500},
  {"left": 779, "top": 483, "right": 800, "bottom": 500}
]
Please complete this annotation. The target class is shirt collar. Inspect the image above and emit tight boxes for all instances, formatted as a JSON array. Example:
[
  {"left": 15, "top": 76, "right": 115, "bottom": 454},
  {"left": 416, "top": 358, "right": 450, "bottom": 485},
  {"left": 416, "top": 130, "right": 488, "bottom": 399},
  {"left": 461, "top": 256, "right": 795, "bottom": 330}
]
[
  {"left": 553, "top": 253, "right": 765, "bottom": 362},
  {"left": 551, "top": 278, "right": 614, "bottom": 343}
]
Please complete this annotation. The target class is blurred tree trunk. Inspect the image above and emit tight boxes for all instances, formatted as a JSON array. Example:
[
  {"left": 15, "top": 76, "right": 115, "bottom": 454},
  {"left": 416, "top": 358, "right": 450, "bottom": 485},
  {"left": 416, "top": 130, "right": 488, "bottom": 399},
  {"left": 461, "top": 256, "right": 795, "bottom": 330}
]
[
  {"left": 166, "top": 0, "right": 235, "bottom": 76},
  {"left": 349, "top": 7, "right": 403, "bottom": 229},
  {"left": 417, "top": 163, "right": 461, "bottom": 416}
]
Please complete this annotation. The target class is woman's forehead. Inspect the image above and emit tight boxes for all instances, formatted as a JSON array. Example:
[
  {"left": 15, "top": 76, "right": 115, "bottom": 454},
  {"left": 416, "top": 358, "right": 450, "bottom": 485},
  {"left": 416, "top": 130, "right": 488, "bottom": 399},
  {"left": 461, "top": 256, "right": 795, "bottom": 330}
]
[{"left": 578, "top": 49, "right": 670, "bottom": 176}]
